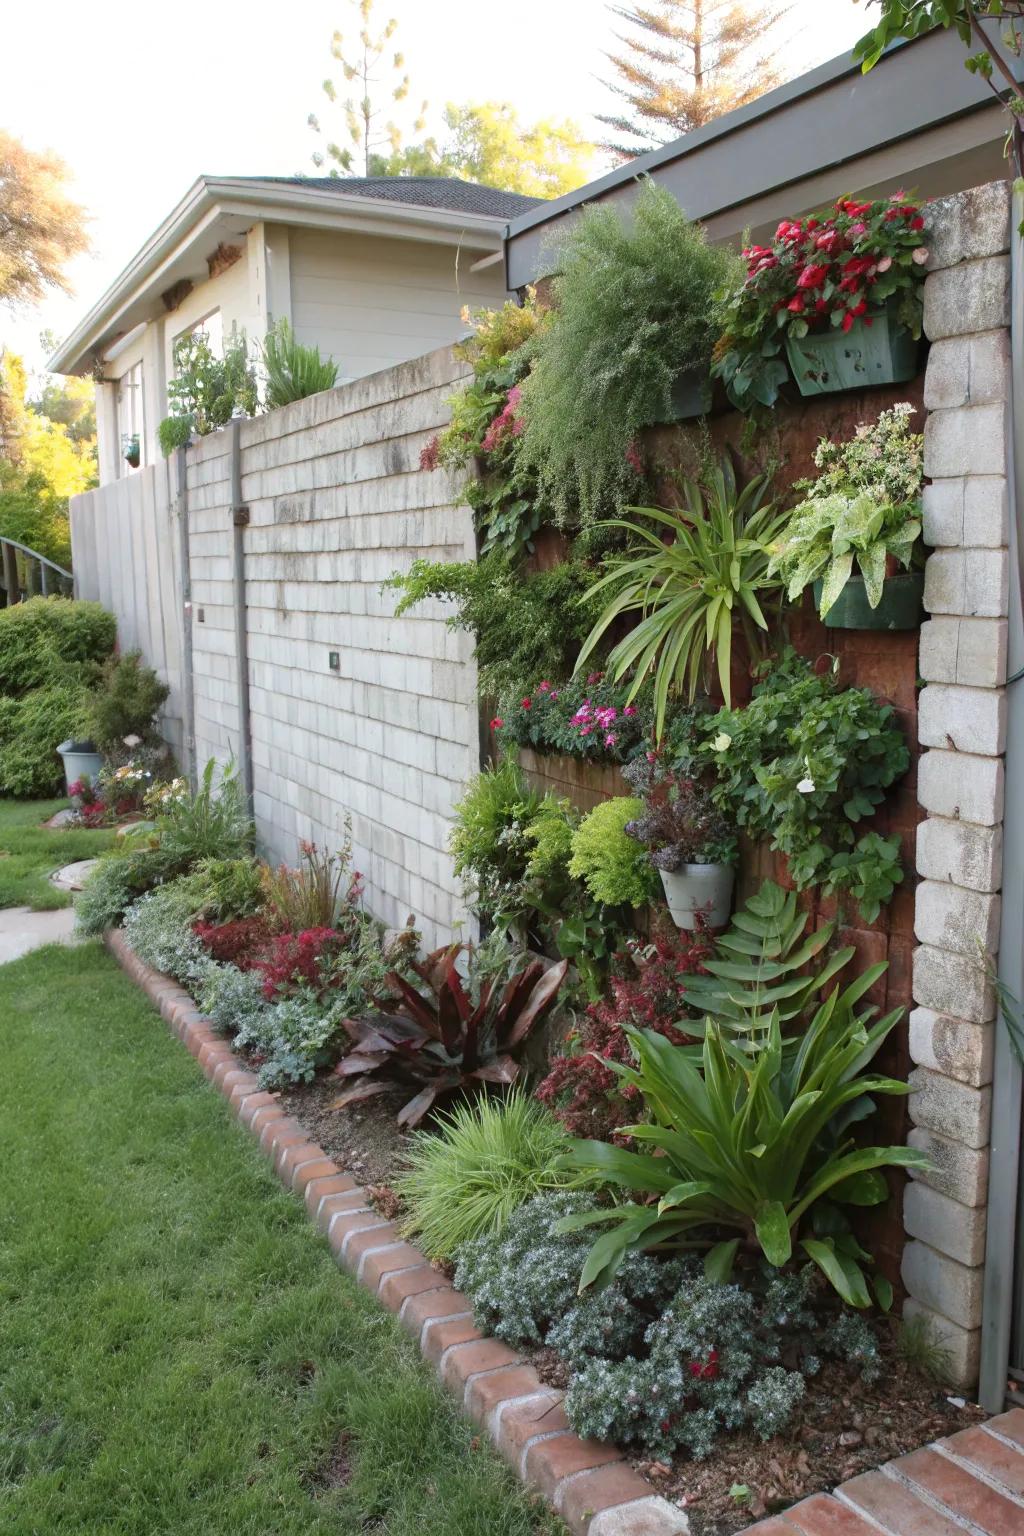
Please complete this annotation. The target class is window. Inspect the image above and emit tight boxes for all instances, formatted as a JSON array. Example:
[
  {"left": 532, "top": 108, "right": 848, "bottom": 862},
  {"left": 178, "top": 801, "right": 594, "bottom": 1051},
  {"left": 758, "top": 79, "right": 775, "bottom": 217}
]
[{"left": 116, "top": 361, "right": 144, "bottom": 475}]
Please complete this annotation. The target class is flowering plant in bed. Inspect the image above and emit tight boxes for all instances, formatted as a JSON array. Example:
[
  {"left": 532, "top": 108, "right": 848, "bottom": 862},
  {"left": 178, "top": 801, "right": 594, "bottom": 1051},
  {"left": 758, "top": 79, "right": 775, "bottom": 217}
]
[
  {"left": 713, "top": 193, "right": 928, "bottom": 410},
  {"left": 492, "top": 673, "right": 649, "bottom": 764}
]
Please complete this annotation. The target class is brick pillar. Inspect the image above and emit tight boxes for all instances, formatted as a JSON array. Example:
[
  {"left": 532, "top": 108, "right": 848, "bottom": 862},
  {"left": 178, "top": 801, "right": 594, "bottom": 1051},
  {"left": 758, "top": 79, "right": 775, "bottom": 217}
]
[{"left": 904, "top": 180, "right": 1011, "bottom": 1387}]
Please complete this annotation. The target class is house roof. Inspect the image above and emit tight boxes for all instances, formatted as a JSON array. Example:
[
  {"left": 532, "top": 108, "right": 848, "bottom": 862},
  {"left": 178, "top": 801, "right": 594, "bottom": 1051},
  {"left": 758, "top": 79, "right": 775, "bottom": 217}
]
[
  {"left": 504, "top": 31, "right": 1023, "bottom": 289},
  {"left": 50, "top": 174, "right": 536, "bottom": 376},
  {"left": 250, "top": 175, "right": 543, "bottom": 221}
]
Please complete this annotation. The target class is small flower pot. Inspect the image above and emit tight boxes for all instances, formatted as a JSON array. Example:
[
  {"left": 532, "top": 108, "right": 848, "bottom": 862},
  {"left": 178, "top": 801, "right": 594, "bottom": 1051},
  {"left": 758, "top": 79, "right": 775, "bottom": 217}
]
[
  {"left": 659, "top": 863, "right": 735, "bottom": 930},
  {"left": 813, "top": 570, "right": 925, "bottom": 631},
  {"left": 785, "top": 310, "right": 919, "bottom": 396},
  {"left": 57, "top": 739, "right": 103, "bottom": 799}
]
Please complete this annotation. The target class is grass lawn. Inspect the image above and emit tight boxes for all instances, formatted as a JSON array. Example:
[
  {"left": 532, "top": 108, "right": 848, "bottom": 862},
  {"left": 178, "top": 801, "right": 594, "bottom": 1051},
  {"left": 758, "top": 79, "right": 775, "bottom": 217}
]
[
  {"left": 0, "top": 798, "right": 117, "bottom": 911},
  {"left": 0, "top": 940, "right": 561, "bottom": 1535}
]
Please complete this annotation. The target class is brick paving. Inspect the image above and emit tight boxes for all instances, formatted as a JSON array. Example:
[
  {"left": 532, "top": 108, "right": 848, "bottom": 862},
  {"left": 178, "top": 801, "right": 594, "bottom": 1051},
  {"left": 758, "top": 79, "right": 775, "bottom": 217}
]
[{"left": 107, "top": 928, "right": 1024, "bottom": 1536}]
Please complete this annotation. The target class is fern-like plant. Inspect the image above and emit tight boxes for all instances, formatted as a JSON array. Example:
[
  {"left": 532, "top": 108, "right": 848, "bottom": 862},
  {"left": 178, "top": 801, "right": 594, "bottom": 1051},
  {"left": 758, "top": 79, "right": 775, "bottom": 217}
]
[
  {"left": 396, "top": 1093, "right": 574, "bottom": 1260},
  {"left": 576, "top": 455, "right": 789, "bottom": 732},
  {"left": 260, "top": 319, "right": 339, "bottom": 408}
]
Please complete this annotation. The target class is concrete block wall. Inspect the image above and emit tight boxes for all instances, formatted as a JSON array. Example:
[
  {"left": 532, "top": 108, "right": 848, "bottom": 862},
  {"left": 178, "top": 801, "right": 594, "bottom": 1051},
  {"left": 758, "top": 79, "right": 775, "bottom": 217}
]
[
  {"left": 903, "top": 180, "right": 1011, "bottom": 1385},
  {"left": 185, "top": 345, "right": 478, "bottom": 950}
]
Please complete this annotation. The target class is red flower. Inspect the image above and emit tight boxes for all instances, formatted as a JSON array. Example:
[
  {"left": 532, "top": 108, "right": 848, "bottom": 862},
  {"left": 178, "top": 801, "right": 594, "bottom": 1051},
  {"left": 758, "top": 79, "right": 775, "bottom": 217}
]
[
  {"left": 521, "top": 697, "right": 532, "bottom": 710},
  {"left": 419, "top": 435, "right": 441, "bottom": 471},
  {"left": 796, "top": 263, "right": 829, "bottom": 289},
  {"left": 910, "top": 215, "right": 925, "bottom": 230},
  {"left": 849, "top": 299, "right": 868, "bottom": 318},
  {"left": 842, "top": 310, "right": 856, "bottom": 333},
  {"left": 687, "top": 1349, "right": 719, "bottom": 1381},
  {"left": 489, "top": 716, "right": 504, "bottom": 730},
  {"left": 786, "top": 295, "right": 805, "bottom": 313}
]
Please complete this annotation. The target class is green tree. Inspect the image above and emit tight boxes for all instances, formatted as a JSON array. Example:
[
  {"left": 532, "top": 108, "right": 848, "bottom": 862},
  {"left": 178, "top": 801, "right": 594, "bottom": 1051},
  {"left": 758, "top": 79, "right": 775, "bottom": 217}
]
[
  {"left": 33, "top": 332, "right": 96, "bottom": 446},
  {"left": 597, "top": 0, "right": 789, "bottom": 162},
  {"left": 0, "top": 130, "right": 89, "bottom": 309},
  {"left": 854, "top": 1, "right": 1024, "bottom": 186},
  {"left": 0, "top": 351, "right": 96, "bottom": 570},
  {"left": 372, "top": 102, "right": 593, "bottom": 197},
  {"left": 308, "top": 0, "right": 428, "bottom": 176}
]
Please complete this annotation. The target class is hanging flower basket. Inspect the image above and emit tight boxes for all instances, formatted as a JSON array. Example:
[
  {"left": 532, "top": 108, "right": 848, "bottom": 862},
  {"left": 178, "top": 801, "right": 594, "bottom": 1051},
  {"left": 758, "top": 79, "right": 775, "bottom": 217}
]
[
  {"left": 122, "top": 434, "right": 141, "bottom": 469},
  {"left": 785, "top": 310, "right": 919, "bottom": 397},
  {"left": 812, "top": 569, "right": 925, "bottom": 631}
]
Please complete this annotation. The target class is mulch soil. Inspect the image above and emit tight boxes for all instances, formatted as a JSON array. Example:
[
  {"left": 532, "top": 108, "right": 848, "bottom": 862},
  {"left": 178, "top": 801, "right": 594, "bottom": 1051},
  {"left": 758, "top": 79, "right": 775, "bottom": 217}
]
[{"left": 275, "top": 1073, "right": 987, "bottom": 1535}]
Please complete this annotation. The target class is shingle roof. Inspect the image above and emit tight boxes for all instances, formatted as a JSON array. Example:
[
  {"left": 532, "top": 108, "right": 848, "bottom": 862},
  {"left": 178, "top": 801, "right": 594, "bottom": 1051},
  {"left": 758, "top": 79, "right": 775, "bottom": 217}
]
[{"left": 250, "top": 175, "right": 544, "bottom": 221}]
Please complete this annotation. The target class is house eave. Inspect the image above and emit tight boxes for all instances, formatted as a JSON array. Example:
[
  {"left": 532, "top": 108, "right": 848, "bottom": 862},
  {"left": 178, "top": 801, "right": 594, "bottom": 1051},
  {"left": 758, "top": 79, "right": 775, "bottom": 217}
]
[{"left": 49, "top": 177, "right": 509, "bottom": 376}]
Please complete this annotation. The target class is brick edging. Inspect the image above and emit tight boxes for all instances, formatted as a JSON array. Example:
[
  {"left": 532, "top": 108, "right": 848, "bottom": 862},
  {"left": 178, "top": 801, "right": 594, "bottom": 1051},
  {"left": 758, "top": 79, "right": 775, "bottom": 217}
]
[{"left": 104, "top": 929, "right": 687, "bottom": 1536}]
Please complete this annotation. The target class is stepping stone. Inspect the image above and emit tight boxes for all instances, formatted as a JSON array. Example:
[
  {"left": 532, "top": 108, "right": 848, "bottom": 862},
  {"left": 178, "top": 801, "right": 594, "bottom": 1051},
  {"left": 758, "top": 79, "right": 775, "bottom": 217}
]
[
  {"left": 0, "top": 906, "right": 78, "bottom": 965},
  {"left": 43, "top": 808, "right": 76, "bottom": 828},
  {"left": 50, "top": 859, "right": 99, "bottom": 892},
  {"left": 117, "top": 820, "right": 155, "bottom": 838}
]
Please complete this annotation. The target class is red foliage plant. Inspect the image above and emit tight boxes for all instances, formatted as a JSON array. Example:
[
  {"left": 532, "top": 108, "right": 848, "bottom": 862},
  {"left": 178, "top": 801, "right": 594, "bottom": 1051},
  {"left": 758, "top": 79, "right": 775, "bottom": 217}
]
[
  {"left": 256, "top": 926, "right": 349, "bottom": 1001},
  {"left": 536, "top": 920, "right": 711, "bottom": 1143},
  {"left": 193, "top": 915, "right": 273, "bottom": 970}
]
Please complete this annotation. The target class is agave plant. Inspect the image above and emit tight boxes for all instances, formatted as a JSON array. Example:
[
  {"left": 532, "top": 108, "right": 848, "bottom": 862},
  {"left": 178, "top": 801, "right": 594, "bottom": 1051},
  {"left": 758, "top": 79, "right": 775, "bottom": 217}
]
[
  {"left": 575, "top": 454, "right": 790, "bottom": 735},
  {"left": 558, "top": 980, "right": 928, "bottom": 1308},
  {"left": 329, "top": 943, "right": 568, "bottom": 1127}
]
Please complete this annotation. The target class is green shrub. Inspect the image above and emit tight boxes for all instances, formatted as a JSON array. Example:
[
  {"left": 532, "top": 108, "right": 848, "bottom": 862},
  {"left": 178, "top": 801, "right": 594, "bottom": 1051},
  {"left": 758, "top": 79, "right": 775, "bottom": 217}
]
[
  {"left": 0, "top": 678, "right": 90, "bottom": 796},
  {"left": 0, "top": 597, "right": 115, "bottom": 696},
  {"left": 120, "top": 859, "right": 264, "bottom": 979},
  {"left": 158, "top": 329, "right": 259, "bottom": 455},
  {"left": 260, "top": 319, "right": 338, "bottom": 408},
  {"left": 396, "top": 1094, "right": 574, "bottom": 1260},
  {"left": 155, "top": 758, "right": 253, "bottom": 869},
  {"left": 449, "top": 757, "right": 546, "bottom": 917},
  {"left": 568, "top": 797, "right": 657, "bottom": 908},
  {"left": 87, "top": 650, "right": 169, "bottom": 749},
  {"left": 75, "top": 852, "right": 147, "bottom": 935},
  {"left": 516, "top": 180, "right": 740, "bottom": 527}
]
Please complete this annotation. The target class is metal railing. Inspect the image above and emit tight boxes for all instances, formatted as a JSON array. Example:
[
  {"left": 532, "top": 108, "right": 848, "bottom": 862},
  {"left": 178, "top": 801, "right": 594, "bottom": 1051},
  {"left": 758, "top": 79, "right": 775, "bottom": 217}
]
[{"left": 0, "top": 536, "right": 74, "bottom": 605}]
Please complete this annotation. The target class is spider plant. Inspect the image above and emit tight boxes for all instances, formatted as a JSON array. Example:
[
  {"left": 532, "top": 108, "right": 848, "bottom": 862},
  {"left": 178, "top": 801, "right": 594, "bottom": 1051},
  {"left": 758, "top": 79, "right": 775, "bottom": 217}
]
[
  {"left": 260, "top": 319, "right": 339, "bottom": 408},
  {"left": 575, "top": 454, "right": 789, "bottom": 734}
]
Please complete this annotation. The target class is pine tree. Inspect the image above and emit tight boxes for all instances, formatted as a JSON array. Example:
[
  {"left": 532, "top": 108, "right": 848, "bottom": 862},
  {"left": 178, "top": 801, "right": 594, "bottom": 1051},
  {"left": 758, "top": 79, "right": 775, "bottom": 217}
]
[
  {"left": 597, "top": 0, "right": 788, "bottom": 163},
  {"left": 308, "top": 0, "right": 428, "bottom": 177}
]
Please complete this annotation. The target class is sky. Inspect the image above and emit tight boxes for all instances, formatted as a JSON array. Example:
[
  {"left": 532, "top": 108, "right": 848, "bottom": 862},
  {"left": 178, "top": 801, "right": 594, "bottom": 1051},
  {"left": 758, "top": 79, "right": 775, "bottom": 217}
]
[{"left": 2, "top": 0, "right": 870, "bottom": 377}]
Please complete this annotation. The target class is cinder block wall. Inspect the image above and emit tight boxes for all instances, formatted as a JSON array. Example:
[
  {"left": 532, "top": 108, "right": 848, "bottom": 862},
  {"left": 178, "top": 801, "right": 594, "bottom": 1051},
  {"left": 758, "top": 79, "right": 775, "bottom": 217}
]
[
  {"left": 904, "top": 179, "right": 1011, "bottom": 1385},
  {"left": 187, "top": 345, "right": 478, "bottom": 949}
]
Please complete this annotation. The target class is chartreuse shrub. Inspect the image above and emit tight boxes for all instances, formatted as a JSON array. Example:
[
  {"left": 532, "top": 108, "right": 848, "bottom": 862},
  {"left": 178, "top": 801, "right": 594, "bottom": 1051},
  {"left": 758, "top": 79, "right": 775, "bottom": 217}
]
[
  {"left": 516, "top": 179, "right": 740, "bottom": 527},
  {"left": 454, "top": 1193, "right": 883, "bottom": 1460},
  {"left": 396, "top": 1093, "right": 574, "bottom": 1260},
  {"left": 701, "top": 651, "right": 909, "bottom": 920},
  {"left": 568, "top": 797, "right": 658, "bottom": 909},
  {"left": 449, "top": 756, "right": 546, "bottom": 918},
  {"left": 558, "top": 976, "right": 927, "bottom": 1310},
  {"left": 0, "top": 596, "right": 115, "bottom": 696}
]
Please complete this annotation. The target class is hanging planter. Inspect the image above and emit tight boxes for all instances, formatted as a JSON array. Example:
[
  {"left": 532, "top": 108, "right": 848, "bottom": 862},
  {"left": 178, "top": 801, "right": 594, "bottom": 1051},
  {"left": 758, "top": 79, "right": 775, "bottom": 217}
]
[
  {"left": 785, "top": 310, "right": 919, "bottom": 397},
  {"left": 659, "top": 863, "right": 735, "bottom": 930},
  {"left": 122, "top": 434, "right": 141, "bottom": 469},
  {"left": 813, "top": 569, "right": 925, "bottom": 631}
]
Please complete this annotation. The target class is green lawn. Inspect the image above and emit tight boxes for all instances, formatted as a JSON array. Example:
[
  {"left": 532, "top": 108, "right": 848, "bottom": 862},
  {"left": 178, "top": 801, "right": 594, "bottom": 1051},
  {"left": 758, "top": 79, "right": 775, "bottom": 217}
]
[
  {"left": 0, "top": 797, "right": 116, "bottom": 910},
  {"left": 0, "top": 940, "right": 560, "bottom": 1535}
]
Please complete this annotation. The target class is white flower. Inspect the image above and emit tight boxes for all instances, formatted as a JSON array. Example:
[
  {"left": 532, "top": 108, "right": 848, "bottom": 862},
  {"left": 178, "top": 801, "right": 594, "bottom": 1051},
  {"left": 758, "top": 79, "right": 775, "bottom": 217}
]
[
  {"left": 712, "top": 733, "right": 732, "bottom": 752},
  {"left": 797, "top": 776, "right": 816, "bottom": 794},
  {"left": 123, "top": 734, "right": 142, "bottom": 748}
]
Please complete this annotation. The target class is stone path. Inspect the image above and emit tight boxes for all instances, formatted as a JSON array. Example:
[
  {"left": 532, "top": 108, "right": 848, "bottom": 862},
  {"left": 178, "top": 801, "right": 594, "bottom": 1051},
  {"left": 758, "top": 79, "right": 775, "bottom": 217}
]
[
  {"left": 0, "top": 905, "right": 77, "bottom": 965},
  {"left": 747, "top": 1408, "right": 1024, "bottom": 1534}
]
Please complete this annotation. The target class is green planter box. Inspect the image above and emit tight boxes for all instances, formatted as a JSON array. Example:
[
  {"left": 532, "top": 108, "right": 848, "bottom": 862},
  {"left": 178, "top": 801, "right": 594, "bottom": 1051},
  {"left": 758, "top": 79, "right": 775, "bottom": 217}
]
[
  {"left": 813, "top": 570, "right": 925, "bottom": 631},
  {"left": 786, "top": 311, "right": 919, "bottom": 397}
]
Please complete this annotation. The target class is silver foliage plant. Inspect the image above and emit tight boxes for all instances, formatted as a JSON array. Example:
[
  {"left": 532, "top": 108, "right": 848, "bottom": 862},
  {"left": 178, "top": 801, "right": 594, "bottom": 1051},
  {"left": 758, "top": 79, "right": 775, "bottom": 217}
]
[{"left": 454, "top": 1193, "right": 882, "bottom": 1460}]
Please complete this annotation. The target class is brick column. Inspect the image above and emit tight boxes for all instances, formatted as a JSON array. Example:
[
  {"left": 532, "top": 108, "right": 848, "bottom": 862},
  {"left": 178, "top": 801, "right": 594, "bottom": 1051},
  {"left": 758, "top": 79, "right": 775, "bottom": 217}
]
[{"left": 904, "top": 180, "right": 1011, "bottom": 1387}]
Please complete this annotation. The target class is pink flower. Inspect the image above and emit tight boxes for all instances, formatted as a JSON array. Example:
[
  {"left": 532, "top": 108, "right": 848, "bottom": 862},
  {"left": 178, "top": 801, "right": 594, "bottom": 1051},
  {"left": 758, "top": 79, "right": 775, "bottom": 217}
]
[
  {"left": 875, "top": 255, "right": 892, "bottom": 272},
  {"left": 604, "top": 733, "right": 617, "bottom": 746},
  {"left": 623, "top": 704, "right": 638, "bottom": 718},
  {"left": 550, "top": 691, "right": 559, "bottom": 700},
  {"left": 912, "top": 246, "right": 930, "bottom": 265},
  {"left": 538, "top": 680, "right": 550, "bottom": 692},
  {"left": 489, "top": 717, "right": 504, "bottom": 730},
  {"left": 419, "top": 435, "right": 441, "bottom": 471},
  {"left": 521, "top": 697, "right": 532, "bottom": 710}
]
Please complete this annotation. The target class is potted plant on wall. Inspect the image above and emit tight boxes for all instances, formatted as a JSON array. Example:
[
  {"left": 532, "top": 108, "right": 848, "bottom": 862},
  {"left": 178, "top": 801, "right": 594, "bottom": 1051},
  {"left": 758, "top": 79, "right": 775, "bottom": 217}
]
[
  {"left": 622, "top": 755, "right": 737, "bottom": 929},
  {"left": 713, "top": 194, "right": 929, "bottom": 410},
  {"left": 767, "top": 404, "right": 925, "bottom": 630},
  {"left": 122, "top": 434, "right": 140, "bottom": 469}
]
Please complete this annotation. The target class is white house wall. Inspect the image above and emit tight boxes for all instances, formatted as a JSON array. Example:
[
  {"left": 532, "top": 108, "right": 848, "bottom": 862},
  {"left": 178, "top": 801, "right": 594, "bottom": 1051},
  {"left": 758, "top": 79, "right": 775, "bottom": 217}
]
[{"left": 288, "top": 228, "right": 508, "bottom": 381}]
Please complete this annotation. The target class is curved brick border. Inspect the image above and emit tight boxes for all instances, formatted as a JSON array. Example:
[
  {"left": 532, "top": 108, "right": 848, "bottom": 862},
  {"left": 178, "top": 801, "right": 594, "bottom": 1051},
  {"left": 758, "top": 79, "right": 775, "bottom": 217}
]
[{"left": 103, "top": 929, "right": 687, "bottom": 1536}]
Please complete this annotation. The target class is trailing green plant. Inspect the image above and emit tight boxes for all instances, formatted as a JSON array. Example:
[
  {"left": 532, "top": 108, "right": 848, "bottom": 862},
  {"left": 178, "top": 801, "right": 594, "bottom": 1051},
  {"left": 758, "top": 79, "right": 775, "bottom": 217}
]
[
  {"left": 680, "top": 880, "right": 855, "bottom": 1039},
  {"left": 86, "top": 650, "right": 169, "bottom": 749},
  {"left": 158, "top": 329, "right": 259, "bottom": 455},
  {"left": 516, "top": 180, "right": 740, "bottom": 526},
  {"left": 0, "top": 596, "right": 115, "bottom": 696},
  {"left": 259, "top": 318, "right": 338, "bottom": 408},
  {"left": 558, "top": 982, "right": 926, "bottom": 1308},
  {"left": 74, "top": 850, "right": 150, "bottom": 935},
  {"left": 421, "top": 295, "right": 546, "bottom": 558},
  {"left": 449, "top": 756, "right": 547, "bottom": 918},
  {"left": 712, "top": 194, "right": 928, "bottom": 411},
  {"left": 0, "top": 677, "right": 90, "bottom": 796},
  {"left": 702, "top": 651, "right": 909, "bottom": 919},
  {"left": 395, "top": 1092, "right": 575, "bottom": 1260},
  {"left": 576, "top": 455, "right": 789, "bottom": 733},
  {"left": 454, "top": 1192, "right": 883, "bottom": 1460},
  {"left": 329, "top": 941, "right": 568, "bottom": 1126},
  {"left": 383, "top": 549, "right": 608, "bottom": 698},
  {"left": 568, "top": 797, "right": 659, "bottom": 909},
  {"left": 767, "top": 405, "right": 924, "bottom": 617},
  {"left": 262, "top": 831, "right": 362, "bottom": 934}
]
